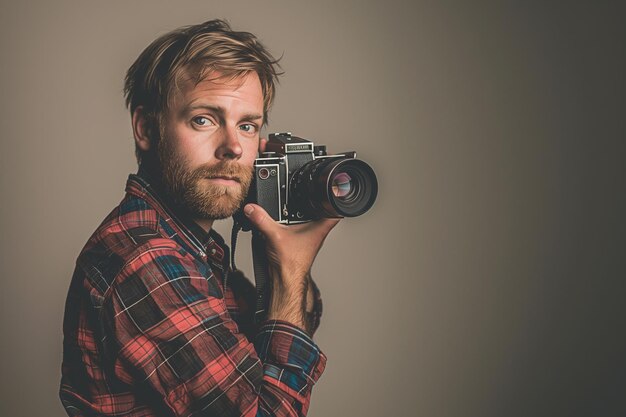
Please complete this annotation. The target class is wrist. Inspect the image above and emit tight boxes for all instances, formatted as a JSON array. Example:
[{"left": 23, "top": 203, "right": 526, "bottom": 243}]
[{"left": 267, "top": 270, "right": 308, "bottom": 333}]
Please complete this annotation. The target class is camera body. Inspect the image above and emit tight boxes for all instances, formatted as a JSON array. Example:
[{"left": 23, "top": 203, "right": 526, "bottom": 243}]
[{"left": 242, "top": 132, "right": 377, "bottom": 225}]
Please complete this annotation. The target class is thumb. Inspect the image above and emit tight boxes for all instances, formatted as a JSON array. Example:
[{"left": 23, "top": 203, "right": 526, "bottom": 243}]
[{"left": 243, "top": 203, "right": 277, "bottom": 236}]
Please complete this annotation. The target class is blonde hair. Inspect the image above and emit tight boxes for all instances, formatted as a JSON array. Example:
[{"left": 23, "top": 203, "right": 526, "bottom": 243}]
[{"left": 124, "top": 19, "right": 282, "bottom": 162}]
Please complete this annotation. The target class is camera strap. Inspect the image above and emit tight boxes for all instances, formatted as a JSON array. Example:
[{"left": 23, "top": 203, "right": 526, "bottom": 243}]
[{"left": 230, "top": 218, "right": 270, "bottom": 324}]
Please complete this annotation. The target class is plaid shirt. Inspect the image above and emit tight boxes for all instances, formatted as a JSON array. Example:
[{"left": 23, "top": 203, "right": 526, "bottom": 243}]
[{"left": 60, "top": 172, "right": 326, "bottom": 417}]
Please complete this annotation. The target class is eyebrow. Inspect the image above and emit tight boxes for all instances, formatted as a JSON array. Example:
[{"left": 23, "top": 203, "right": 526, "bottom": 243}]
[{"left": 183, "top": 104, "right": 263, "bottom": 124}]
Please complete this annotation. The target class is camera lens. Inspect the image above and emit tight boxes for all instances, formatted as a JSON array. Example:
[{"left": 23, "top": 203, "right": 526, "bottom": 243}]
[
  {"left": 291, "top": 157, "right": 377, "bottom": 218},
  {"left": 326, "top": 159, "right": 377, "bottom": 217},
  {"left": 331, "top": 172, "right": 353, "bottom": 198}
]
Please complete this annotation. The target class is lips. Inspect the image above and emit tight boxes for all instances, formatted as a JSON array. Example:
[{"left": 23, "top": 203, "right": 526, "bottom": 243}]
[{"left": 206, "top": 175, "right": 240, "bottom": 183}]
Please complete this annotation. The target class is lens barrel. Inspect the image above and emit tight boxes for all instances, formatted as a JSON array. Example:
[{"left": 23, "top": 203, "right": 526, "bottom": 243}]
[{"left": 290, "top": 157, "right": 378, "bottom": 218}]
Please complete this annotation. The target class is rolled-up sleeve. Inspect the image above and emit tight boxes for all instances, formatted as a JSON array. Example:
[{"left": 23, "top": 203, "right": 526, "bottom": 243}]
[{"left": 101, "top": 243, "right": 326, "bottom": 417}]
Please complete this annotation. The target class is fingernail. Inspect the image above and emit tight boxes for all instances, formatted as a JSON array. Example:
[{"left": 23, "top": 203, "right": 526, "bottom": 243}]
[{"left": 244, "top": 205, "right": 254, "bottom": 216}]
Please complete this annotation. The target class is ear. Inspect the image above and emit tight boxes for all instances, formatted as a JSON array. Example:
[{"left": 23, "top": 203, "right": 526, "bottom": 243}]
[{"left": 132, "top": 106, "right": 155, "bottom": 152}]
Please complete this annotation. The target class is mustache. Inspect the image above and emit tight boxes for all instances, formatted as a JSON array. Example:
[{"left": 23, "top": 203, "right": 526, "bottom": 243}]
[{"left": 192, "top": 161, "right": 253, "bottom": 182}]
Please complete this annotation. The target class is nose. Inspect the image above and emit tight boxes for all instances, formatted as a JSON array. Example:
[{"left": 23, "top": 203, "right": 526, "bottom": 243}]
[{"left": 215, "top": 126, "right": 243, "bottom": 160}]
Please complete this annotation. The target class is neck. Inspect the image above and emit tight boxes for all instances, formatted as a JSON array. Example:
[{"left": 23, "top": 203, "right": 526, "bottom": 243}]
[{"left": 194, "top": 217, "right": 214, "bottom": 233}]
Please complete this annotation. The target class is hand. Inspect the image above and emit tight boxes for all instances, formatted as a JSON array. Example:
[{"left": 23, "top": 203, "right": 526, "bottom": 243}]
[
  {"left": 259, "top": 137, "right": 268, "bottom": 153},
  {"left": 243, "top": 203, "right": 339, "bottom": 332}
]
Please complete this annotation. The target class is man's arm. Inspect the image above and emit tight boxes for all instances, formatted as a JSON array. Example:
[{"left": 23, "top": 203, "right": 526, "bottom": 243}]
[
  {"left": 230, "top": 271, "right": 323, "bottom": 340},
  {"left": 251, "top": 138, "right": 334, "bottom": 336},
  {"left": 242, "top": 204, "right": 339, "bottom": 336},
  {"left": 101, "top": 243, "right": 326, "bottom": 417}
]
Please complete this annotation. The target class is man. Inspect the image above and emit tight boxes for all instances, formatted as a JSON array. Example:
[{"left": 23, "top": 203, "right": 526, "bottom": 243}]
[{"left": 60, "top": 19, "right": 338, "bottom": 417}]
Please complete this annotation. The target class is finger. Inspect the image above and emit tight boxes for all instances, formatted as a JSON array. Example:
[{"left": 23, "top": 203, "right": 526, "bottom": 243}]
[
  {"left": 259, "top": 138, "right": 268, "bottom": 153},
  {"left": 244, "top": 203, "right": 278, "bottom": 237}
]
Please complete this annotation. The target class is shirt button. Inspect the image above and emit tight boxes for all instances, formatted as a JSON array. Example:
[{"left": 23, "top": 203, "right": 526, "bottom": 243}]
[{"left": 210, "top": 248, "right": 217, "bottom": 255}]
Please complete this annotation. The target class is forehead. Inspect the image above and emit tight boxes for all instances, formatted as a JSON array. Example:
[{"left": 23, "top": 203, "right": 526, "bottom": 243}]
[{"left": 168, "top": 71, "right": 264, "bottom": 114}]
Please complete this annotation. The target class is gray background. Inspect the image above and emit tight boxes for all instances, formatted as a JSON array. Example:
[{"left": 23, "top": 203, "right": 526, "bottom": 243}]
[{"left": 1, "top": 1, "right": 625, "bottom": 416}]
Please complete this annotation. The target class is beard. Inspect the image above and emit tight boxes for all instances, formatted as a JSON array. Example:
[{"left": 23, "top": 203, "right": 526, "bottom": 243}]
[{"left": 157, "top": 136, "right": 253, "bottom": 220}]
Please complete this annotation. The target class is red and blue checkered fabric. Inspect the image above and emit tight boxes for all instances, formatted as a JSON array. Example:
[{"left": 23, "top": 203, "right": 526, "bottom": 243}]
[{"left": 60, "top": 174, "right": 326, "bottom": 416}]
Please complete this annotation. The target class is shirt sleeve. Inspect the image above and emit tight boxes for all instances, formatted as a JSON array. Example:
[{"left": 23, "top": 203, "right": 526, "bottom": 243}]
[{"left": 101, "top": 243, "right": 326, "bottom": 417}]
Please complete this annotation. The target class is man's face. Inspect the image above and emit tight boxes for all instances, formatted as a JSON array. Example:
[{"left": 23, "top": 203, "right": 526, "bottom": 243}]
[{"left": 157, "top": 71, "right": 263, "bottom": 220}]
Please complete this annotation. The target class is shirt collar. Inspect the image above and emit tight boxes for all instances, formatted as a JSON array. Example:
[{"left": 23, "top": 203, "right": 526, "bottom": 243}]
[{"left": 126, "top": 166, "right": 232, "bottom": 283}]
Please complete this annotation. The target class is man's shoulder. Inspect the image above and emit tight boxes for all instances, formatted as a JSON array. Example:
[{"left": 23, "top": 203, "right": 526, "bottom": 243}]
[
  {"left": 88, "top": 192, "right": 163, "bottom": 250},
  {"left": 75, "top": 193, "right": 184, "bottom": 295}
]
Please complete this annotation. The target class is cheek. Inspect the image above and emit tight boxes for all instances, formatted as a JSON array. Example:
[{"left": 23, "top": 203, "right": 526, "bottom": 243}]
[
  {"left": 240, "top": 140, "right": 259, "bottom": 165},
  {"left": 174, "top": 135, "right": 211, "bottom": 164}
]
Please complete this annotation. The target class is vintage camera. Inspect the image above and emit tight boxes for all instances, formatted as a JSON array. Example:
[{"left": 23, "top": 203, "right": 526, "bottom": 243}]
[{"left": 242, "top": 132, "right": 378, "bottom": 224}]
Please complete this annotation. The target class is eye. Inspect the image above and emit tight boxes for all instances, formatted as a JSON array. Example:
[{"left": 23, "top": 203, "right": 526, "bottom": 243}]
[
  {"left": 239, "top": 123, "right": 258, "bottom": 134},
  {"left": 191, "top": 116, "right": 214, "bottom": 127}
]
